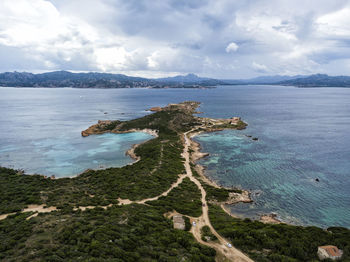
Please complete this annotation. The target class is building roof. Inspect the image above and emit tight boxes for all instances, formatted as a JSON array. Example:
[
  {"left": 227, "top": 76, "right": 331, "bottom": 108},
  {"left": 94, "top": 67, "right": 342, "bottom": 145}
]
[
  {"left": 173, "top": 215, "right": 185, "bottom": 230},
  {"left": 319, "top": 245, "right": 343, "bottom": 257},
  {"left": 173, "top": 215, "right": 184, "bottom": 223}
]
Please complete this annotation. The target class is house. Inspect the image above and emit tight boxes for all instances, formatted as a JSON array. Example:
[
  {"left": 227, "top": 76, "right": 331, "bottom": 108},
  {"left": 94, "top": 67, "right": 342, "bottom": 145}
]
[
  {"left": 173, "top": 215, "right": 185, "bottom": 230},
  {"left": 317, "top": 245, "right": 343, "bottom": 261}
]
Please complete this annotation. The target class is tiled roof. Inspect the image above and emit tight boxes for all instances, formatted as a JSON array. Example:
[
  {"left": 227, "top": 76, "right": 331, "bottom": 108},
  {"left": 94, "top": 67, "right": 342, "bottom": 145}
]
[{"left": 319, "top": 245, "right": 342, "bottom": 257}]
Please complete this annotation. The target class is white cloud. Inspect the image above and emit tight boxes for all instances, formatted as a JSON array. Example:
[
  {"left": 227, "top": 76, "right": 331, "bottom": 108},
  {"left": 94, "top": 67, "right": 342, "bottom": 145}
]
[
  {"left": 316, "top": 8, "right": 350, "bottom": 37},
  {"left": 225, "top": 42, "right": 239, "bottom": 53},
  {"left": 252, "top": 61, "right": 268, "bottom": 73},
  {"left": 0, "top": 0, "right": 350, "bottom": 77}
]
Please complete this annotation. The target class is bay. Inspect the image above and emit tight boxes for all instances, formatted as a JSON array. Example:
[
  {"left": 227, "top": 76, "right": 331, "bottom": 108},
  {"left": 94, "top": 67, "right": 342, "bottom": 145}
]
[{"left": 0, "top": 85, "right": 349, "bottom": 228}]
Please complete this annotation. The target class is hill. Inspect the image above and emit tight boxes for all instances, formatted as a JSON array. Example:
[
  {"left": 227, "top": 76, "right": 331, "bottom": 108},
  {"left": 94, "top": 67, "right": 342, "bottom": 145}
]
[
  {"left": 0, "top": 71, "right": 215, "bottom": 88},
  {"left": 156, "top": 73, "right": 224, "bottom": 86},
  {"left": 277, "top": 74, "right": 350, "bottom": 87},
  {"left": 2, "top": 71, "right": 350, "bottom": 88}
]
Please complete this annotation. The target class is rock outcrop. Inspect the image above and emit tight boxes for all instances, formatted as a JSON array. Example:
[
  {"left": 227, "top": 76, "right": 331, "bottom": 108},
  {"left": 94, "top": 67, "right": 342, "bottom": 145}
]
[
  {"left": 225, "top": 190, "right": 252, "bottom": 205},
  {"left": 149, "top": 107, "right": 162, "bottom": 112}
]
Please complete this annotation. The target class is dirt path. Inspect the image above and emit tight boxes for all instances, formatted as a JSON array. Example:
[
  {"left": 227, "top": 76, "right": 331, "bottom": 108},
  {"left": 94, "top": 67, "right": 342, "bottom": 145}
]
[
  {"left": 184, "top": 129, "right": 254, "bottom": 262},
  {"left": 0, "top": 204, "right": 57, "bottom": 221},
  {"left": 0, "top": 126, "right": 253, "bottom": 261},
  {"left": 117, "top": 173, "right": 187, "bottom": 205}
]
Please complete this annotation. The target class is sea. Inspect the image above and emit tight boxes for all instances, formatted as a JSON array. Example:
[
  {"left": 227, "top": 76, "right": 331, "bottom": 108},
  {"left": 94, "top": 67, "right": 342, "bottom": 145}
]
[{"left": 0, "top": 85, "right": 349, "bottom": 228}]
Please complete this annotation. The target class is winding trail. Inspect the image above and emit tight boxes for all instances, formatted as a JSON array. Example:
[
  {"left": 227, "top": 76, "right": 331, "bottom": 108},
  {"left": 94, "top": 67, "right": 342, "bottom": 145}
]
[
  {"left": 0, "top": 125, "right": 253, "bottom": 261},
  {"left": 117, "top": 173, "right": 187, "bottom": 205},
  {"left": 0, "top": 205, "right": 57, "bottom": 221},
  {"left": 183, "top": 130, "right": 254, "bottom": 262}
]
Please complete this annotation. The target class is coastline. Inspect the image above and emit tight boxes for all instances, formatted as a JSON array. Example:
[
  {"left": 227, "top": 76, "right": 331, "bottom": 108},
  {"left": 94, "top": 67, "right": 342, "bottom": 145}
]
[
  {"left": 189, "top": 130, "right": 282, "bottom": 224},
  {"left": 82, "top": 128, "right": 158, "bottom": 172},
  {"left": 55, "top": 128, "right": 159, "bottom": 179},
  {"left": 189, "top": 131, "right": 223, "bottom": 189},
  {"left": 189, "top": 130, "right": 249, "bottom": 194},
  {"left": 125, "top": 129, "right": 159, "bottom": 164}
]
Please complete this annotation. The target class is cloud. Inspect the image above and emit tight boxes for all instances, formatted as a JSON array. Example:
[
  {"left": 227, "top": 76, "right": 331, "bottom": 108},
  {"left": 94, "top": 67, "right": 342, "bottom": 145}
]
[
  {"left": 225, "top": 42, "right": 239, "bottom": 53},
  {"left": 252, "top": 61, "right": 268, "bottom": 73},
  {"left": 0, "top": 0, "right": 350, "bottom": 78}
]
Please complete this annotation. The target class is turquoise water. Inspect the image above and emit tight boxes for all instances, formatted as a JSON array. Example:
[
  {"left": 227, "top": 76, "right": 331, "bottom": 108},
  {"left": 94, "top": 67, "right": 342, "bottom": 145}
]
[
  {"left": 0, "top": 86, "right": 349, "bottom": 228},
  {"left": 0, "top": 132, "right": 152, "bottom": 177},
  {"left": 195, "top": 130, "right": 350, "bottom": 227},
  {"left": 0, "top": 87, "right": 155, "bottom": 177},
  {"left": 193, "top": 86, "right": 350, "bottom": 228}
]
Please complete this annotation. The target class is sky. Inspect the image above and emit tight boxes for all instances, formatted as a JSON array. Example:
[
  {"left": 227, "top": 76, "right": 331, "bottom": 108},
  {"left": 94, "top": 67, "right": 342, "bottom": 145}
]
[{"left": 0, "top": 0, "right": 350, "bottom": 78}]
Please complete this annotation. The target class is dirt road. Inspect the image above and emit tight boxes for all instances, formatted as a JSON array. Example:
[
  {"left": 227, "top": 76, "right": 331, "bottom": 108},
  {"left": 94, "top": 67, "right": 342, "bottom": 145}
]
[
  {"left": 184, "top": 130, "right": 253, "bottom": 262},
  {"left": 0, "top": 126, "right": 254, "bottom": 262}
]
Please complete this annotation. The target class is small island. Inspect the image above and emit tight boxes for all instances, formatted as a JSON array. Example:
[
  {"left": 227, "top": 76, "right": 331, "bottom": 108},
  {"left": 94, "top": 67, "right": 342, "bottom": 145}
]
[{"left": 0, "top": 102, "right": 349, "bottom": 261}]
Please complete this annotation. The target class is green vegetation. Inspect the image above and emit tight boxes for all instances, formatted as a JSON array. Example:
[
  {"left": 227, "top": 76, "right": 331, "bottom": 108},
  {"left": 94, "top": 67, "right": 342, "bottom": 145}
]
[
  {"left": 0, "top": 205, "right": 216, "bottom": 262},
  {"left": 209, "top": 204, "right": 350, "bottom": 261},
  {"left": 191, "top": 167, "right": 241, "bottom": 203},
  {"left": 211, "top": 120, "right": 247, "bottom": 131},
  {"left": 0, "top": 212, "right": 35, "bottom": 259},
  {"left": 99, "top": 120, "right": 121, "bottom": 131},
  {"left": 76, "top": 137, "right": 184, "bottom": 202},
  {"left": 0, "top": 106, "right": 191, "bottom": 214},
  {"left": 201, "top": 226, "right": 217, "bottom": 242},
  {"left": 148, "top": 177, "right": 202, "bottom": 217},
  {"left": 184, "top": 216, "right": 192, "bottom": 231},
  {"left": 2, "top": 101, "right": 350, "bottom": 261},
  {"left": 0, "top": 167, "right": 49, "bottom": 214},
  {"left": 204, "top": 185, "right": 231, "bottom": 202}
]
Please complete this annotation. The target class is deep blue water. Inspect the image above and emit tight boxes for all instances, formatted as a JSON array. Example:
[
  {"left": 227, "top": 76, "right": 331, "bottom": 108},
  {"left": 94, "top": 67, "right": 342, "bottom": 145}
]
[{"left": 0, "top": 86, "right": 349, "bottom": 228}]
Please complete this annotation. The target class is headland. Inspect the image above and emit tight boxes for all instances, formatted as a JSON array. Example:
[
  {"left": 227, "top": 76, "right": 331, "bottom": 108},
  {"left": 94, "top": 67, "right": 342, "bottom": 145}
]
[{"left": 0, "top": 101, "right": 349, "bottom": 261}]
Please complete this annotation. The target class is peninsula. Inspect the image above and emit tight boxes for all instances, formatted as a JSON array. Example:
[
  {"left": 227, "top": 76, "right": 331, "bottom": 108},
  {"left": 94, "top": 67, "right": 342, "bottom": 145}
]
[{"left": 0, "top": 102, "right": 349, "bottom": 261}]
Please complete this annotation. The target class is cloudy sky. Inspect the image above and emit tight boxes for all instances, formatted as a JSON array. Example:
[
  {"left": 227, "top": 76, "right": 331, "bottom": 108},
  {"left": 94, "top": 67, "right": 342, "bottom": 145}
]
[{"left": 1, "top": 0, "right": 350, "bottom": 78}]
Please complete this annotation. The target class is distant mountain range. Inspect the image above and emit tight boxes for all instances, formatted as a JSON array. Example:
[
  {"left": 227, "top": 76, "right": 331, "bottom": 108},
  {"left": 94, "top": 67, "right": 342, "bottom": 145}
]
[
  {"left": 0, "top": 71, "right": 156, "bottom": 88},
  {"left": 156, "top": 73, "right": 224, "bottom": 86},
  {"left": 0, "top": 71, "right": 212, "bottom": 88},
  {"left": 0, "top": 71, "right": 349, "bottom": 88},
  {"left": 238, "top": 75, "right": 308, "bottom": 84},
  {"left": 156, "top": 73, "right": 210, "bottom": 83},
  {"left": 276, "top": 74, "right": 350, "bottom": 87}
]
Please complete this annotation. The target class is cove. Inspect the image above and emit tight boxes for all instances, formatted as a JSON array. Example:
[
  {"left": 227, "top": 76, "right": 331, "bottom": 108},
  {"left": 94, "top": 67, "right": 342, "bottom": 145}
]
[{"left": 0, "top": 132, "right": 153, "bottom": 178}]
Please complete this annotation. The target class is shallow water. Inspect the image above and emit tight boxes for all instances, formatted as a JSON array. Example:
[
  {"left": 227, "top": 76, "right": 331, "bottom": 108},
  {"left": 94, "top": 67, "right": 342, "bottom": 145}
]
[
  {"left": 0, "top": 85, "right": 349, "bottom": 228},
  {"left": 0, "top": 132, "right": 152, "bottom": 177},
  {"left": 194, "top": 86, "right": 350, "bottom": 228},
  {"left": 0, "top": 87, "right": 155, "bottom": 177}
]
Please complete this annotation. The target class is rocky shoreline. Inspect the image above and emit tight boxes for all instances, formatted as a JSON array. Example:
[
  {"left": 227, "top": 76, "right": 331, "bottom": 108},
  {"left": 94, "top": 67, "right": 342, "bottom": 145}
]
[
  {"left": 81, "top": 120, "right": 158, "bottom": 137},
  {"left": 81, "top": 102, "right": 280, "bottom": 225},
  {"left": 260, "top": 214, "right": 282, "bottom": 224},
  {"left": 188, "top": 129, "right": 284, "bottom": 225},
  {"left": 125, "top": 144, "right": 141, "bottom": 162},
  {"left": 188, "top": 131, "right": 253, "bottom": 204}
]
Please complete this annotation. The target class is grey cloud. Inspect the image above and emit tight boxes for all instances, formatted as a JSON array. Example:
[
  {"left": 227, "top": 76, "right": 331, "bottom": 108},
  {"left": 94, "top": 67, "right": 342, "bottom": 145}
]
[{"left": 0, "top": 0, "right": 350, "bottom": 78}]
